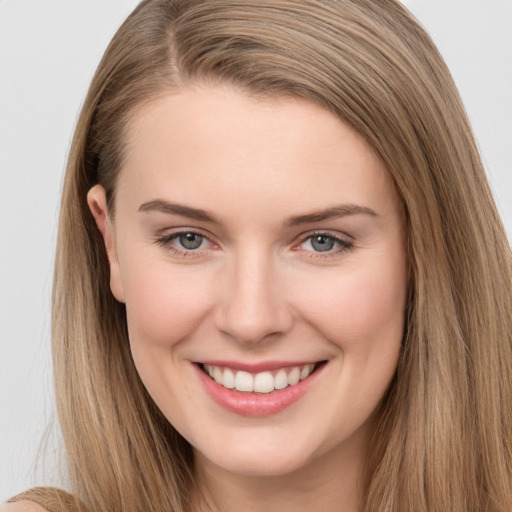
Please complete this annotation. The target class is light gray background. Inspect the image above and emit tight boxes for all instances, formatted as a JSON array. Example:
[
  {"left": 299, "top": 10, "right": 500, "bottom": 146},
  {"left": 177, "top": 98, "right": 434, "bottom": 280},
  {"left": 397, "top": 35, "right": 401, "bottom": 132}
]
[{"left": 1, "top": 0, "right": 511, "bottom": 500}]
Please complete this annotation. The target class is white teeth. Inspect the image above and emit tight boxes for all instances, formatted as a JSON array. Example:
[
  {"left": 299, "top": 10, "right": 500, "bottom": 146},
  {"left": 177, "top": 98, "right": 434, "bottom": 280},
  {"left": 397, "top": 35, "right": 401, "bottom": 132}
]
[
  {"left": 287, "top": 367, "right": 301, "bottom": 386},
  {"left": 235, "top": 371, "right": 254, "bottom": 392},
  {"left": 253, "top": 371, "right": 274, "bottom": 393},
  {"left": 213, "top": 366, "right": 223, "bottom": 384},
  {"left": 274, "top": 369, "right": 288, "bottom": 390},
  {"left": 203, "top": 363, "right": 317, "bottom": 394},
  {"left": 300, "top": 364, "right": 315, "bottom": 380},
  {"left": 223, "top": 368, "right": 235, "bottom": 389}
]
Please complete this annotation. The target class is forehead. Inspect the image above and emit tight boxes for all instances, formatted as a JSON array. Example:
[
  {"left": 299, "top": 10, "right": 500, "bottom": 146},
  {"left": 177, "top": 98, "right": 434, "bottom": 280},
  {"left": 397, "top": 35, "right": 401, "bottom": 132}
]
[{"left": 117, "top": 85, "right": 399, "bottom": 222}]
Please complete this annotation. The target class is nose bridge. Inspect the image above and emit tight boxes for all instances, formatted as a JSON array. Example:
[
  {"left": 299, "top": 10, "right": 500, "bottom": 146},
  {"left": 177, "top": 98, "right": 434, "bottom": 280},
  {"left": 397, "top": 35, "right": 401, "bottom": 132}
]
[{"left": 215, "top": 243, "right": 292, "bottom": 344}]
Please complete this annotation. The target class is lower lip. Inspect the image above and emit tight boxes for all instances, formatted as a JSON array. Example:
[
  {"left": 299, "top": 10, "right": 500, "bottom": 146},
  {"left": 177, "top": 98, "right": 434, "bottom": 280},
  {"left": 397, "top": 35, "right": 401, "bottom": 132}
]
[{"left": 194, "top": 363, "right": 326, "bottom": 417}]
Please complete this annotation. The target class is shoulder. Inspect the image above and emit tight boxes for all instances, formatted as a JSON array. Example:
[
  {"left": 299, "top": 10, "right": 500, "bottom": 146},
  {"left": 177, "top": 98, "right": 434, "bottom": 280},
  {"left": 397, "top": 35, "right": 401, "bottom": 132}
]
[
  {"left": 1, "top": 502, "right": 49, "bottom": 512},
  {"left": 2, "top": 488, "right": 81, "bottom": 512}
]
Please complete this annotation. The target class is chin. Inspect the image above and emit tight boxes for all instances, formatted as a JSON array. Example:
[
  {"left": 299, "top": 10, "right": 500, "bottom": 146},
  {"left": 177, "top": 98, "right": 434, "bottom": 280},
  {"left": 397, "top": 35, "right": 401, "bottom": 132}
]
[
  {"left": 193, "top": 433, "right": 324, "bottom": 478},
  {"left": 205, "top": 452, "right": 313, "bottom": 478}
]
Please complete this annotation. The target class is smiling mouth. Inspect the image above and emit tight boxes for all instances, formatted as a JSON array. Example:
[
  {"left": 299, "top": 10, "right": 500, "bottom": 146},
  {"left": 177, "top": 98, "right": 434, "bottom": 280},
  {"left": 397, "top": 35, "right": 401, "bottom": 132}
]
[{"left": 199, "top": 362, "right": 326, "bottom": 394}]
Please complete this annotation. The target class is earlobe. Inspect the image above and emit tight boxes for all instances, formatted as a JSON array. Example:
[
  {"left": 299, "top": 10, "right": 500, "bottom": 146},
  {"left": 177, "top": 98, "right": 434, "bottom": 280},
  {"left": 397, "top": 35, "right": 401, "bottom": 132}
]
[{"left": 87, "top": 185, "right": 126, "bottom": 303}]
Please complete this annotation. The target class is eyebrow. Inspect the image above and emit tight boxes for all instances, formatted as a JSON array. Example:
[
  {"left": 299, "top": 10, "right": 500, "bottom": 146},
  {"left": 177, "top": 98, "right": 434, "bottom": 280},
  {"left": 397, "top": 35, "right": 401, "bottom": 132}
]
[
  {"left": 285, "top": 204, "right": 378, "bottom": 226},
  {"left": 138, "top": 199, "right": 378, "bottom": 225},
  {"left": 139, "top": 199, "right": 220, "bottom": 223}
]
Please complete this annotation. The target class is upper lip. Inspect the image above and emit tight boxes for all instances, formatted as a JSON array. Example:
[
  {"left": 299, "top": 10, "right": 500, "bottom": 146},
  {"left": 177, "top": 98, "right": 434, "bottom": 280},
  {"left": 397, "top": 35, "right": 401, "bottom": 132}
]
[{"left": 195, "top": 360, "right": 324, "bottom": 373}]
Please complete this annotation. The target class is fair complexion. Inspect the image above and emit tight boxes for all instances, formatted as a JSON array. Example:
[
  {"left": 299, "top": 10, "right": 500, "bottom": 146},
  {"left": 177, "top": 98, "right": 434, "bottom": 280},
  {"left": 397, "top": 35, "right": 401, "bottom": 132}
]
[
  {"left": 1, "top": 503, "right": 48, "bottom": 512},
  {"left": 88, "top": 86, "right": 407, "bottom": 512}
]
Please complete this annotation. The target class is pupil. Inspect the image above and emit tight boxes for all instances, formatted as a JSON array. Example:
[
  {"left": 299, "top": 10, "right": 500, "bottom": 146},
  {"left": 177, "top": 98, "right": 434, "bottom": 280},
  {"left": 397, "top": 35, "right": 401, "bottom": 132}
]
[
  {"left": 179, "top": 233, "right": 203, "bottom": 250},
  {"left": 311, "top": 235, "right": 335, "bottom": 252}
]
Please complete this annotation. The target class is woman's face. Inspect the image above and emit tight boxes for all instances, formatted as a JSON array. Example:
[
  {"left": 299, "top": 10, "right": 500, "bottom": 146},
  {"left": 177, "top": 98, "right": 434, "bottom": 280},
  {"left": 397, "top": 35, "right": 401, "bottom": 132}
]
[{"left": 89, "top": 85, "right": 407, "bottom": 479}]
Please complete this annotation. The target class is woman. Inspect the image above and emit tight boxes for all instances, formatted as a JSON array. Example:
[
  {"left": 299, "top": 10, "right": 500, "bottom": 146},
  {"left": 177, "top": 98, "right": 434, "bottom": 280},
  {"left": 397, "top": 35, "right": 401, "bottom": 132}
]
[{"left": 6, "top": 0, "right": 512, "bottom": 511}]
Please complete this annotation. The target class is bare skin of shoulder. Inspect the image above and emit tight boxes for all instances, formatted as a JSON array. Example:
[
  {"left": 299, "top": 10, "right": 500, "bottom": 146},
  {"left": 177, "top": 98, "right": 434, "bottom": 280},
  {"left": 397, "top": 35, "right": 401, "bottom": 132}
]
[{"left": 0, "top": 501, "right": 49, "bottom": 512}]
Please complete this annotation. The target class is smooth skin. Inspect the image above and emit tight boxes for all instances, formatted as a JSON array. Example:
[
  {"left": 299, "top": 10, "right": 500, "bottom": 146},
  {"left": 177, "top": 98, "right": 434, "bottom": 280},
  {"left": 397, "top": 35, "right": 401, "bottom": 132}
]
[
  {"left": 87, "top": 85, "right": 408, "bottom": 511},
  {"left": 21, "top": 85, "right": 407, "bottom": 512},
  {"left": 0, "top": 503, "right": 48, "bottom": 512}
]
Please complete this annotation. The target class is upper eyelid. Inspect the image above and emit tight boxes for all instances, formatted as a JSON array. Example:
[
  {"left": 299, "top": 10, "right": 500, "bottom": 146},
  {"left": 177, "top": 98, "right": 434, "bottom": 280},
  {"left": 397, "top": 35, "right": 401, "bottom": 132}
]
[
  {"left": 295, "top": 229, "right": 353, "bottom": 244},
  {"left": 157, "top": 227, "right": 215, "bottom": 242},
  {"left": 154, "top": 230, "right": 214, "bottom": 258},
  {"left": 155, "top": 228, "right": 353, "bottom": 249}
]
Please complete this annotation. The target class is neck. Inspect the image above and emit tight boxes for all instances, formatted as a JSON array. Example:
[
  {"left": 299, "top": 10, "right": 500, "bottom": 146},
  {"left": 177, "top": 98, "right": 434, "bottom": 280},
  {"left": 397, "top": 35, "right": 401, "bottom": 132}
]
[{"left": 191, "top": 428, "right": 371, "bottom": 512}]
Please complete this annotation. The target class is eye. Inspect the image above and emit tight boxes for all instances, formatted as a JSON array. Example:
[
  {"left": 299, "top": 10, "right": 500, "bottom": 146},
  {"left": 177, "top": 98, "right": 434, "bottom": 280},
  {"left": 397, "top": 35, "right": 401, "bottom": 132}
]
[
  {"left": 177, "top": 232, "right": 205, "bottom": 250},
  {"left": 309, "top": 235, "right": 336, "bottom": 252},
  {"left": 155, "top": 230, "right": 214, "bottom": 257},
  {"left": 298, "top": 233, "right": 353, "bottom": 255}
]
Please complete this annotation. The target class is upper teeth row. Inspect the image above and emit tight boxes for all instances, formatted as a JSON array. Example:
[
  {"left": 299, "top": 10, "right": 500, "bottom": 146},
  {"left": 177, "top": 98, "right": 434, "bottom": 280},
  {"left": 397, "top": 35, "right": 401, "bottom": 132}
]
[{"left": 203, "top": 364, "right": 316, "bottom": 394}]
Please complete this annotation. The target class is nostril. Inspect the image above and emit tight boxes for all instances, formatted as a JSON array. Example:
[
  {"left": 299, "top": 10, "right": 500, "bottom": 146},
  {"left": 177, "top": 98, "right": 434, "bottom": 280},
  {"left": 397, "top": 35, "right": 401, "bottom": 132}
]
[
  {"left": 214, "top": 306, "right": 294, "bottom": 346},
  {"left": 213, "top": 273, "right": 294, "bottom": 344}
]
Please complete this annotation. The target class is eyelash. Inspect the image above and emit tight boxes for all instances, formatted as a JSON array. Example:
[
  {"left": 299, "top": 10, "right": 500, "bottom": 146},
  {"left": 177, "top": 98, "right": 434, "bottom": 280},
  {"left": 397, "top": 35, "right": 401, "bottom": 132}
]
[
  {"left": 155, "top": 229, "right": 214, "bottom": 259},
  {"left": 154, "top": 229, "right": 354, "bottom": 259},
  {"left": 295, "top": 231, "right": 354, "bottom": 258}
]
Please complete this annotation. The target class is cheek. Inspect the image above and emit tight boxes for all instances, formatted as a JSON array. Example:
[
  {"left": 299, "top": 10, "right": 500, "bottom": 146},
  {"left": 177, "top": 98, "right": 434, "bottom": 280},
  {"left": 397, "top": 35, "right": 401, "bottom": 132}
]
[
  {"left": 122, "top": 262, "right": 215, "bottom": 349},
  {"left": 121, "top": 263, "right": 214, "bottom": 414},
  {"left": 298, "top": 256, "right": 407, "bottom": 434},
  {"left": 299, "top": 255, "right": 407, "bottom": 353}
]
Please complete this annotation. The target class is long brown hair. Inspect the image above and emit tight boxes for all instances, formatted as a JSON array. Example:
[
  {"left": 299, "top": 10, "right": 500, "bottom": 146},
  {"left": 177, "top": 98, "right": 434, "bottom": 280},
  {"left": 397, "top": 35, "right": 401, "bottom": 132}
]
[{"left": 53, "top": 1, "right": 512, "bottom": 510}]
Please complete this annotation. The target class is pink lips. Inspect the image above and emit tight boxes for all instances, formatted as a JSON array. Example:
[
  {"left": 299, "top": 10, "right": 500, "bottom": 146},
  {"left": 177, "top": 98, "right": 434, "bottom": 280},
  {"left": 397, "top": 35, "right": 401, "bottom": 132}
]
[{"left": 194, "top": 361, "right": 326, "bottom": 417}]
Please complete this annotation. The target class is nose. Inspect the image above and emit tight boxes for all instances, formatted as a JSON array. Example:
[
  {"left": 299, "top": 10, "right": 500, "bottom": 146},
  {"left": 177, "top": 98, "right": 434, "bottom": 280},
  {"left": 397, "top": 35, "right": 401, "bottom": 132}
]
[{"left": 214, "top": 248, "right": 294, "bottom": 345}]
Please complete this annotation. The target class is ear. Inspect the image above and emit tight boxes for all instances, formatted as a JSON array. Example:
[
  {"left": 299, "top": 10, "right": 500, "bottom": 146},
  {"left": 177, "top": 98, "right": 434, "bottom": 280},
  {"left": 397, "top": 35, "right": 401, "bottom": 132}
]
[{"left": 87, "top": 185, "right": 126, "bottom": 303}]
